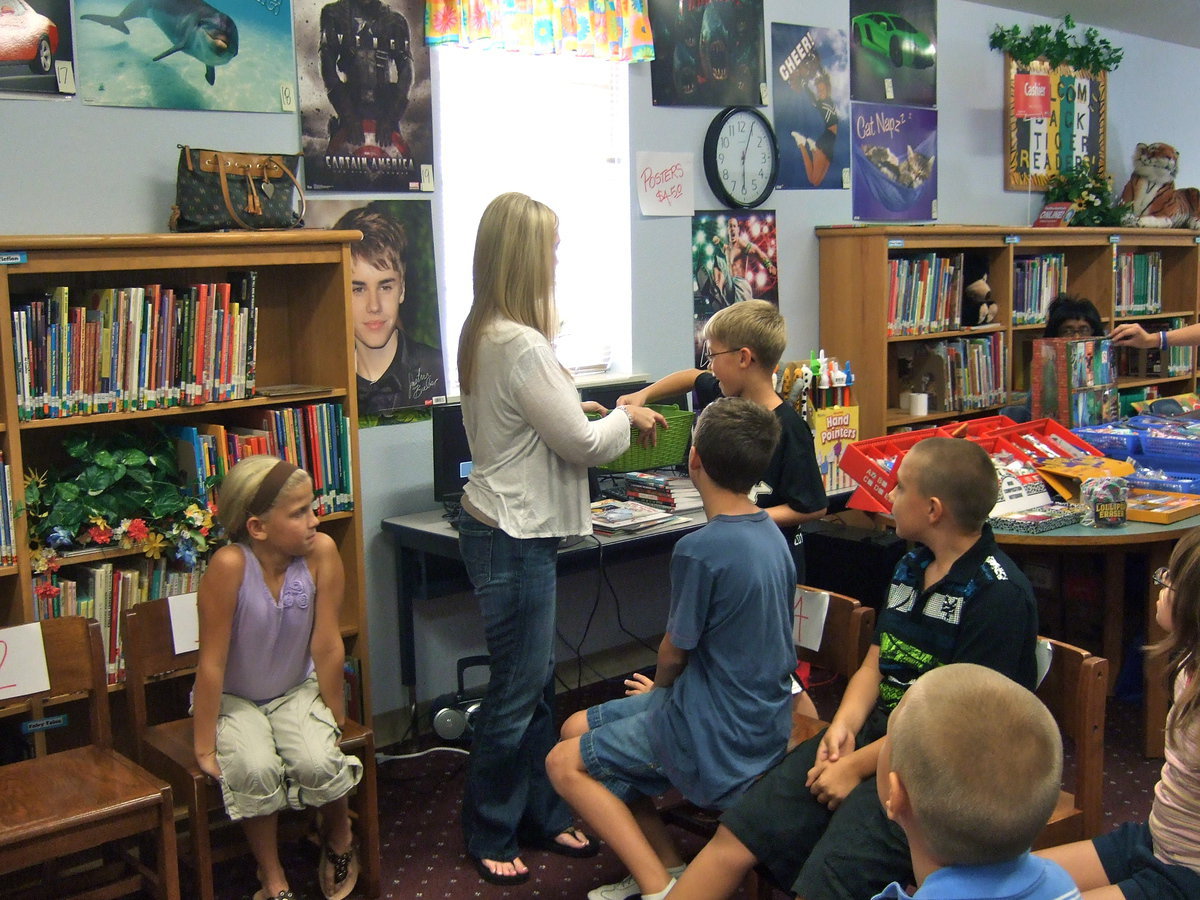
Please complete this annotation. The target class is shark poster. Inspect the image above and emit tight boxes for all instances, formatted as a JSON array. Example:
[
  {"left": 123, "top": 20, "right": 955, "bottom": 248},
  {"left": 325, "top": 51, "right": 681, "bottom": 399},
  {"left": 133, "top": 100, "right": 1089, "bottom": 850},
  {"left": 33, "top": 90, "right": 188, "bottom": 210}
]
[
  {"left": 771, "top": 23, "right": 849, "bottom": 190},
  {"left": 848, "top": 0, "right": 935, "bottom": 107},
  {"left": 294, "top": 0, "right": 433, "bottom": 192},
  {"left": 851, "top": 101, "right": 936, "bottom": 221},
  {"left": 649, "top": 0, "right": 764, "bottom": 107},
  {"left": 75, "top": 0, "right": 297, "bottom": 111},
  {"left": 0, "top": 0, "right": 75, "bottom": 95}
]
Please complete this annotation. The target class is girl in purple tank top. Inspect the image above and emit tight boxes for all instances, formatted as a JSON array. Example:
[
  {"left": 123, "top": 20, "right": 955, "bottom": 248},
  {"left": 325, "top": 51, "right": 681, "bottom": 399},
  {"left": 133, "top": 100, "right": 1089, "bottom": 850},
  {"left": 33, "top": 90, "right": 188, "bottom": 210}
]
[{"left": 192, "top": 456, "right": 363, "bottom": 900}]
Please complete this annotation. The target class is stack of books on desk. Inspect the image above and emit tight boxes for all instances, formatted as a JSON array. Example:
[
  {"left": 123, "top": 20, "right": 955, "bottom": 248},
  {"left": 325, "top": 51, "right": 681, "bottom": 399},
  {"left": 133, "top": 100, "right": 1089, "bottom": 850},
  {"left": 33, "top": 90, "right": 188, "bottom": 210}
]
[
  {"left": 591, "top": 499, "right": 686, "bottom": 534},
  {"left": 623, "top": 471, "right": 704, "bottom": 512}
]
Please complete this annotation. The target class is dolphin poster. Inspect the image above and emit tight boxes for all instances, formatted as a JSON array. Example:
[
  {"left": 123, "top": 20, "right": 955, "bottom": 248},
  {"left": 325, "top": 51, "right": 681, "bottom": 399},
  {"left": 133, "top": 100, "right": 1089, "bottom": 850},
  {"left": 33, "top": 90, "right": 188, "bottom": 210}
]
[{"left": 75, "top": 0, "right": 297, "bottom": 111}]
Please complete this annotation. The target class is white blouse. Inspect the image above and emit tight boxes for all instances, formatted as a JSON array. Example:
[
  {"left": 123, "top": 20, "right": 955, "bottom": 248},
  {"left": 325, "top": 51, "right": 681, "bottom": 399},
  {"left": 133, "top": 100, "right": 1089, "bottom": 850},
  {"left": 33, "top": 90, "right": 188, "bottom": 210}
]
[{"left": 461, "top": 319, "right": 631, "bottom": 538}]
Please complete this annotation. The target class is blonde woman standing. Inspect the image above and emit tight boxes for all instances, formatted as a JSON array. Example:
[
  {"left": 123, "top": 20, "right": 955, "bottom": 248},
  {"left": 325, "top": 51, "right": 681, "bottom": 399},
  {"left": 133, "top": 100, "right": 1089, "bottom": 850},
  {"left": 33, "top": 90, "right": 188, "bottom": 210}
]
[{"left": 456, "top": 192, "right": 666, "bottom": 885}]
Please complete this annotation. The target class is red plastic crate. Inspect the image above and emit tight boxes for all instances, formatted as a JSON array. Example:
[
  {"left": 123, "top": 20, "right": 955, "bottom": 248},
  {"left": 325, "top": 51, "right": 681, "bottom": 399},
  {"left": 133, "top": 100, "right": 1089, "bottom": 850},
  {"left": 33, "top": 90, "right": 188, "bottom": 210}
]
[
  {"left": 936, "top": 415, "right": 1018, "bottom": 440},
  {"left": 991, "top": 417, "right": 1103, "bottom": 461},
  {"left": 840, "top": 428, "right": 942, "bottom": 510}
]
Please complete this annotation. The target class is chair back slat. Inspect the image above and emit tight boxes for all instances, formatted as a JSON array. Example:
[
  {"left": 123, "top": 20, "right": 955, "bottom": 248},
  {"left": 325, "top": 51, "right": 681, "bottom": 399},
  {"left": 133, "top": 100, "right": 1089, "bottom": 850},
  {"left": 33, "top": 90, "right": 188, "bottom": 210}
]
[
  {"left": 123, "top": 597, "right": 199, "bottom": 738},
  {"left": 0, "top": 617, "right": 111, "bottom": 751},
  {"left": 796, "top": 586, "right": 876, "bottom": 677}
]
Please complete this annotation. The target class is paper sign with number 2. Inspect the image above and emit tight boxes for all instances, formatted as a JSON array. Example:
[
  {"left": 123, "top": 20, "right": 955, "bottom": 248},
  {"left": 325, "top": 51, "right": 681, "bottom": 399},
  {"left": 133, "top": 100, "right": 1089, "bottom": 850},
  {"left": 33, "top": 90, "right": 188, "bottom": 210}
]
[{"left": 0, "top": 622, "right": 51, "bottom": 700}]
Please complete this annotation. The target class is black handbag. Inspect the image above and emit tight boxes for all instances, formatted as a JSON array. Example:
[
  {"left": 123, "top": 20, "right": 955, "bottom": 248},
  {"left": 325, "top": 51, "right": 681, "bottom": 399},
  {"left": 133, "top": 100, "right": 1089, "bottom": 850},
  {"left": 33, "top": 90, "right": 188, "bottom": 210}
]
[{"left": 170, "top": 145, "right": 306, "bottom": 232}]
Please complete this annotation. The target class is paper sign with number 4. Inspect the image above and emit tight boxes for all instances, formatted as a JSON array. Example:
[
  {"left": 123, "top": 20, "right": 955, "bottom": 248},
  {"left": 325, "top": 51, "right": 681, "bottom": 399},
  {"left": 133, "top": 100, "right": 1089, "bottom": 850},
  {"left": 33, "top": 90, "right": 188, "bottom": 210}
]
[
  {"left": 794, "top": 588, "right": 830, "bottom": 652},
  {"left": 0, "top": 622, "right": 51, "bottom": 700}
]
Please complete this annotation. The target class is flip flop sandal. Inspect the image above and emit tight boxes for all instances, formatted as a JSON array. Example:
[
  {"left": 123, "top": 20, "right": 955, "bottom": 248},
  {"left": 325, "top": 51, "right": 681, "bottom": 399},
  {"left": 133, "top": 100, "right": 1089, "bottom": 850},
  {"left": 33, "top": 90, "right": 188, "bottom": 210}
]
[
  {"left": 320, "top": 840, "right": 360, "bottom": 900},
  {"left": 470, "top": 855, "right": 531, "bottom": 886},
  {"left": 523, "top": 826, "right": 600, "bottom": 858}
]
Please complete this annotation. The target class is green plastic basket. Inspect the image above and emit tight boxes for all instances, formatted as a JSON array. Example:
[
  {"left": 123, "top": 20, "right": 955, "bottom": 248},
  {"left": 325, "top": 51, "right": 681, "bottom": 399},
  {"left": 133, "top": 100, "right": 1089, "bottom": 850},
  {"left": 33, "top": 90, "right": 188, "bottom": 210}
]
[{"left": 596, "top": 404, "right": 694, "bottom": 472}]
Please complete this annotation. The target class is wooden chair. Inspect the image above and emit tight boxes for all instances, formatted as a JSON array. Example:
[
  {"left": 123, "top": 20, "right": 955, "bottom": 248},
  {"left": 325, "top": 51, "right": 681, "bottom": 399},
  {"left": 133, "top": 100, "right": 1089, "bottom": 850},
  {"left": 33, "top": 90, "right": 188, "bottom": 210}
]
[
  {"left": 1032, "top": 637, "right": 1108, "bottom": 849},
  {"left": 661, "top": 588, "right": 876, "bottom": 898},
  {"left": 0, "top": 616, "right": 180, "bottom": 900},
  {"left": 122, "top": 596, "right": 381, "bottom": 899}
]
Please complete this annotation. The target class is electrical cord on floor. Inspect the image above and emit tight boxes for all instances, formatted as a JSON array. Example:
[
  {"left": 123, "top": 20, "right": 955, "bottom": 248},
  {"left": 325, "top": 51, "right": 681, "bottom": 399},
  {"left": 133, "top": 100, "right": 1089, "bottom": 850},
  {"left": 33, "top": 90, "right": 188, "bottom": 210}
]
[
  {"left": 602, "top": 562, "right": 659, "bottom": 655},
  {"left": 377, "top": 745, "right": 470, "bottom": 762},
  {"left": 555, "top": 534, "right": 605, "bottom": 694}
]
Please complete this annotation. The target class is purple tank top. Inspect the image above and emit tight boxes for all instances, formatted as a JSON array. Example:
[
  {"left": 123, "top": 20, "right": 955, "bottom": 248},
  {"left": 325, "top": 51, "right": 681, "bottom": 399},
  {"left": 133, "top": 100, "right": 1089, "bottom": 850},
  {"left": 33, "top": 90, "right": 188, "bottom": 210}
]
[{"left": 223, "top": 544, "right": 316, "bottom": 704}]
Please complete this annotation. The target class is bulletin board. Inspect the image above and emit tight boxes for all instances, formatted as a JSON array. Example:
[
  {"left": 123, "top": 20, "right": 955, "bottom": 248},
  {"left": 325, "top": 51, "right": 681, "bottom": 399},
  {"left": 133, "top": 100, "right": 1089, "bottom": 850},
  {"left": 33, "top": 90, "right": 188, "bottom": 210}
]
[{"left": 1004, "top": 55, "right": 1106, "bottom": 191}]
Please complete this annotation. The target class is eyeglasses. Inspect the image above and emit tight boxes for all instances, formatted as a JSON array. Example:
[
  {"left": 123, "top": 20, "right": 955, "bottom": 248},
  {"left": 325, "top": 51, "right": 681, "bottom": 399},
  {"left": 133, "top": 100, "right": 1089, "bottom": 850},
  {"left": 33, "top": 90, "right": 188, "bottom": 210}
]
[
  {"left": 1153, "top": 566, "right": 1173, "bottom": 589},
  {"left": 701, "top": 343, "right": 744, "bottom": 367},
  {"left": 1059, "top": 326, "right": 1095, "bottom": 338}
]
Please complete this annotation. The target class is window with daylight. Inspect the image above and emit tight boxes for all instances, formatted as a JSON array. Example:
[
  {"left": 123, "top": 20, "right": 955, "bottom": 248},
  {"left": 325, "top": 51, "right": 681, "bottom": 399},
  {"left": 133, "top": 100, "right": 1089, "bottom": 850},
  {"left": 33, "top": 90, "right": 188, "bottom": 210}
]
[{"left": 432, "top": 47, "right": 632, "bottom": 395}]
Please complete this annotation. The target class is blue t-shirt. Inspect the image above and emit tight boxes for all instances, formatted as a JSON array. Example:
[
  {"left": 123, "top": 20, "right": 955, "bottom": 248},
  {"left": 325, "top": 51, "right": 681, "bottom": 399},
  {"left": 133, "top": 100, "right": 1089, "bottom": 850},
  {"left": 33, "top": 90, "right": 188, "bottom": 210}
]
[
  {"left": 871, "top": 853, "right": 1082, "bottom": 899},
  {"left": 646, "top": 511, "right": 796, "bottom": 808}
]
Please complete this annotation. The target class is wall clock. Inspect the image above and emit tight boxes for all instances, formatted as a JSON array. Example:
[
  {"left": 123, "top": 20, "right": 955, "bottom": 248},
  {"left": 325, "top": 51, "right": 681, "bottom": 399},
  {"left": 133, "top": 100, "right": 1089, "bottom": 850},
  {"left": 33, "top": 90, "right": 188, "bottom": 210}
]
[{"left": 702, "top": 106, "right": 779, "bottom": 210}]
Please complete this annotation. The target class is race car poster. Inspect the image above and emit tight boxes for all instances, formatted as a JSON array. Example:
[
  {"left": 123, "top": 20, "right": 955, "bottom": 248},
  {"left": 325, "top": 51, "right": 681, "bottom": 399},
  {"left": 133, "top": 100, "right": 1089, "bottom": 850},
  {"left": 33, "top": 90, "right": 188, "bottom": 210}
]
[
  {"left": 848, "top": 0, "right": 935, "bottom": 107},
  {"left": 692, "top": 210, "right": 778, "bottom": 367},
  {"left": 75, "top": 0, "right": 297, "bottom": 111},
  {"left": 0, "top": 0, "right": 74, "bottom": 95},
  {"left": 771, "top": 23, "right": 850, "bottom": 190},
  {"left": 649, "top": 0, "right": 764, "bottom": 107},
  {"left": 851, "top": 101, "right": 937, "bottom": 221},
  {"left": 295, "top": 0, "right": 433, "bottom": 192}
]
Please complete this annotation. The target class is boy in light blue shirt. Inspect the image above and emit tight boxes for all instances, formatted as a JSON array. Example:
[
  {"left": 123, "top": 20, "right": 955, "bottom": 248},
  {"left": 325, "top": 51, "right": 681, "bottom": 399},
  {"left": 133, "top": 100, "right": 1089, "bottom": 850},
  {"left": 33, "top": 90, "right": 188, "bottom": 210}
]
[{"left": 873, "top": 663, "right": 1081, "bottom": 900}]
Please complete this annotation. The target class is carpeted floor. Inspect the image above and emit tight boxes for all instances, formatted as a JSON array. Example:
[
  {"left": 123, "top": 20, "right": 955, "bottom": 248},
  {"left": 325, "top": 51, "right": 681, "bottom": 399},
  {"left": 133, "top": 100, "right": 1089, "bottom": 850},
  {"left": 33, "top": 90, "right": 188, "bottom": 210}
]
[{"left": 210, "top": 672, "right": 1160, "bottom": 900}]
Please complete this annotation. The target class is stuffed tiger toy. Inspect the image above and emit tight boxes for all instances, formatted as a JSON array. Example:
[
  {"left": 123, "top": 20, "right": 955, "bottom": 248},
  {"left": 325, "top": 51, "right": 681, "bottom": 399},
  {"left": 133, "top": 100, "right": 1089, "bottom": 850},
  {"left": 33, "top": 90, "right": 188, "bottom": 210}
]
[{"left": 1118, "top": 142, "right": 1200, "bottom": 229}]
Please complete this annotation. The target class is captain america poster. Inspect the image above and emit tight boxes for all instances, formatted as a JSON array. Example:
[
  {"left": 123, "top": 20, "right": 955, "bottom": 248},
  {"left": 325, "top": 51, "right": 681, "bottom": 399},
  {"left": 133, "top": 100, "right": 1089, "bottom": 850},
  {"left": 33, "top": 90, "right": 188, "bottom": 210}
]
[{"left": 295, "top": 0, "right": 433, "bottom": 191}]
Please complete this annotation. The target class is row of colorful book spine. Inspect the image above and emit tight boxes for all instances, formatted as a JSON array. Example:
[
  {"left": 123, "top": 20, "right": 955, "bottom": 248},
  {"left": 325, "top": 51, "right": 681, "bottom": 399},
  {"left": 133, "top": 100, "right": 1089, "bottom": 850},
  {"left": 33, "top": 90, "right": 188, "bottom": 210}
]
[
  {"left": 0, "top": 456, "right": 14, "bottom": 567},
  {"left": 166, "top": 400, "right": 355, "bottom": 516},
  {"left": 34, "top": 558, "right": 206, "bottom": 684},
  {"left": 1011, "top": 254, "right": 1068, "bottom": 325},
  {"left": 885, "top": 253, "right": 965, "bottom": 336},
  {"left": 1114, "top": 251, "right": 1163, "bottom": 316},
  {"left": 10, "top": 270, "right": 258, "bottom": 420}
]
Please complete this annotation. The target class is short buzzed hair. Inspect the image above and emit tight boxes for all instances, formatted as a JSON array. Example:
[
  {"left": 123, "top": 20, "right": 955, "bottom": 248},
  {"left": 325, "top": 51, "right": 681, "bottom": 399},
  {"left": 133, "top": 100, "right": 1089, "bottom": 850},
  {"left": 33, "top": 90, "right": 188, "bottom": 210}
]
[
  {"left": 692, "top": 397, "right": 780, "bottom": 494},
  {"left": 889, "top": 663, "right": 1062, "bottom": 866},
  {"left": 704, "top": 299, "right": 787, "bottom": 371},
  {"left": 905, "top": 438, "right": 998, "bottom": 532}
]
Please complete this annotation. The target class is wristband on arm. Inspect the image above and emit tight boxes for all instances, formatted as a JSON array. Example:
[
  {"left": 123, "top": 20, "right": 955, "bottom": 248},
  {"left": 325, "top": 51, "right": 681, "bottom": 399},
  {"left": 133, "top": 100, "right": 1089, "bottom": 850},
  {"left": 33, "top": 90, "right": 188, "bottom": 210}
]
[{"left": 1161, "top": 330, "right": 1170, "bottom": 351}]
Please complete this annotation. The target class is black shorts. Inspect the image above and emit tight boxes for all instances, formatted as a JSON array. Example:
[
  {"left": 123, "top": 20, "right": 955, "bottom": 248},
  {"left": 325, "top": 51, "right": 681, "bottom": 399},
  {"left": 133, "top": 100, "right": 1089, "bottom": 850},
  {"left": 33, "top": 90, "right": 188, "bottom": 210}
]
[
  {"left": 720, "top": 708, "right": 909, "bottom": 900},
  {"left": 1094, "top": 821, "right": 1200, "bottom": 900}
]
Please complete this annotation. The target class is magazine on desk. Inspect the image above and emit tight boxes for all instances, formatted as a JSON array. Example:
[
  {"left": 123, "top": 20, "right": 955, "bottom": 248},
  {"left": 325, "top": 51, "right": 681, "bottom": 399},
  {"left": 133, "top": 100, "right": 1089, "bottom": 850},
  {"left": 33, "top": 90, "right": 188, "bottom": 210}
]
[{"left": 591, "top": 499, "right": 688, "bottom": 534}]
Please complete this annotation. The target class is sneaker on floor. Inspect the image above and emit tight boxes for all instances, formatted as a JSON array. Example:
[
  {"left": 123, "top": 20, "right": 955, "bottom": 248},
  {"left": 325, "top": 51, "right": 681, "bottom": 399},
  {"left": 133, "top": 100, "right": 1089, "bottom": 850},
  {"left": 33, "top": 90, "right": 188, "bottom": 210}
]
[{"left": 587, "top": 865, "right": 685, "bottom": 900}]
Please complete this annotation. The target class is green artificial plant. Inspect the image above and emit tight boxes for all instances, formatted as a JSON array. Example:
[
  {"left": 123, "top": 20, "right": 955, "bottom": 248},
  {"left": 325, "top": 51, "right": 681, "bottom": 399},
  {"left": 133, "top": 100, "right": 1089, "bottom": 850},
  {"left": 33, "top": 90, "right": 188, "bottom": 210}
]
[
  {"left": 989, "top": 15, "right": 1123, "bottom": 72},
  {"left": 1042, "top": 163, "right": 1130, "bottom": 227}
]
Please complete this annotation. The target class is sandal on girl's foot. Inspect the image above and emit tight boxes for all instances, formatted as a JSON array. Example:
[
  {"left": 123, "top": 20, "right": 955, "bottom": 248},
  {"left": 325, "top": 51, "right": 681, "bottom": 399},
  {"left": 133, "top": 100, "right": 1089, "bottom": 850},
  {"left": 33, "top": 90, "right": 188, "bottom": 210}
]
[
  {"left": 252, "top": 891, "right": 297, "bottom": 900},
  {"left": 319, "top": 840, "right": 360, "bottom": 900},
  {"left": 470, "top": 855, "right": 531, "bottom": 886},
  {"left": 523, "top": 826, "right": 599, "bottom": 858}
]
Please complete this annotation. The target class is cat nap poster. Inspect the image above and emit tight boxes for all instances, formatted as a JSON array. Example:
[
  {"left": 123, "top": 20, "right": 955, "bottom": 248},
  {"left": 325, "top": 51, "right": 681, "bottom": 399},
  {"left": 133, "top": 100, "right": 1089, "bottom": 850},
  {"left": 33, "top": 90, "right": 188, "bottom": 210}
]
[
  {"left": 851, "top": 101, "right": 937, "bottom": 221},
  {"left": 771, "top": 23, "right": 850, "bottom": 191},
  {"left": 75, "top": 0, "right": 296, "bottom": 110}
]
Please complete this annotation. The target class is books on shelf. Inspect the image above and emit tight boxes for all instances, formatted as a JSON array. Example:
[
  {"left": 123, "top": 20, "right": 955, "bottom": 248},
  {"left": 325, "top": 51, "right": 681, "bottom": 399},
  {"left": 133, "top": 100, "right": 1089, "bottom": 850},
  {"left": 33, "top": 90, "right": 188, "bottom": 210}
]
[
  {"left": 898, "top": 333, "right": 1008, "bottom": 414},
  {"left": 1115, "top": 251, "right": 1163, "bottom": 316},
  {"left": 1012, "top": 253, "right": 1068, "bottom": 325},
  {"left": 623, "top": 471, "right": 704, "bottom": 511},
  {"left": 886, "top": 252, "right": 965, "bottom": 336},
  {"left": 9, "top": 272, "right": 259, "bottom": 420},
  {"left": 591, "top": 499, "right": 686, "bottom": 534},
  {"left": 165, "top": 401, "right": 355, "bottom": 514}
]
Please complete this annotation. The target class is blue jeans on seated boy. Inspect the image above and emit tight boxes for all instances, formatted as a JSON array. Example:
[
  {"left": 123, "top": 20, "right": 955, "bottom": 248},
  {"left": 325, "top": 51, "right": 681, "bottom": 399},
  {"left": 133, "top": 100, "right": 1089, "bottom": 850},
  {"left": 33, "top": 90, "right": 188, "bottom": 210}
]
[
  {"left": 457, "top": 512, "right": 575, "bottom": 863},
  {"left": 579, "top": 691, "right": 674, "bottom": 801}
]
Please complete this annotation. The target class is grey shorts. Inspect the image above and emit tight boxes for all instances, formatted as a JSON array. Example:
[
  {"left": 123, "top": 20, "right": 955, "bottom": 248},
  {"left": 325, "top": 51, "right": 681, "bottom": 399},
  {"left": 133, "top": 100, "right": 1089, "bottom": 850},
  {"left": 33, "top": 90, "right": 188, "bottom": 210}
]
[{"left": 214, "top": 674, "right": 362, "bottom": 821}]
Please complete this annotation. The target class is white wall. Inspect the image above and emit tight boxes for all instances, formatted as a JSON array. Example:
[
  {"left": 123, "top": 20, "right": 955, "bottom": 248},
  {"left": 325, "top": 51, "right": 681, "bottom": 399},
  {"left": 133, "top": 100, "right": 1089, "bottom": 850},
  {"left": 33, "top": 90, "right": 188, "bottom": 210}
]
[{"left": 5, "top": 1, "right": 1200, "bottom": 729}]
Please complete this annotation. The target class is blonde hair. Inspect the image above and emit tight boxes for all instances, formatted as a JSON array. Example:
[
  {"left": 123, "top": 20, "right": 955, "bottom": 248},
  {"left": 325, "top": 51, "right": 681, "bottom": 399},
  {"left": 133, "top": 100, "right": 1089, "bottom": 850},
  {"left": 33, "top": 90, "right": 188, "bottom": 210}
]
[
  {"left": 703, "top": 299, "right": 787, "bottom": 371},
  {"left": 1150, "top": 526, "right": 1200, "bottom": 739},
  {"left": 889, "top": 664, "right": 1062, "bottom": 866},
  {"left": 458, "top": 192, "right": 559, "bottom": 394},
  {"left": 216, "top": 455, "right": 310, "bottom": 543}
]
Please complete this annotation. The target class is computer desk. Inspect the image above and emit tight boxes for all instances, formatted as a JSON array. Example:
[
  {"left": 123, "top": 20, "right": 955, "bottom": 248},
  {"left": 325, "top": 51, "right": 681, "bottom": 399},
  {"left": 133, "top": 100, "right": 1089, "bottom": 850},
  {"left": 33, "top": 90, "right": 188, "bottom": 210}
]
[{"left": 380, "top": 507, "right": 708, "bottom": 736}]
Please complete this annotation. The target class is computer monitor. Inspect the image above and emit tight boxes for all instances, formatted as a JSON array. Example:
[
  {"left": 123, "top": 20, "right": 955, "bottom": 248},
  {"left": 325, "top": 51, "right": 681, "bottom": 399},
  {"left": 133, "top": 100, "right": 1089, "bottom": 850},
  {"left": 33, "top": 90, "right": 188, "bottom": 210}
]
[{"left": 432, "top": 402, "right": 473, "bottom": 504}]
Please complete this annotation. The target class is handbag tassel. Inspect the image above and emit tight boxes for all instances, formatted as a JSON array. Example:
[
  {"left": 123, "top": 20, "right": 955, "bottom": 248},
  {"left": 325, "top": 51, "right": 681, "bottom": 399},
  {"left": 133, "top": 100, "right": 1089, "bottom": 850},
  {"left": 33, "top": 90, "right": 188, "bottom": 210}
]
[{"left": 244, "top": 172, "right": 263, "bottom": 216}]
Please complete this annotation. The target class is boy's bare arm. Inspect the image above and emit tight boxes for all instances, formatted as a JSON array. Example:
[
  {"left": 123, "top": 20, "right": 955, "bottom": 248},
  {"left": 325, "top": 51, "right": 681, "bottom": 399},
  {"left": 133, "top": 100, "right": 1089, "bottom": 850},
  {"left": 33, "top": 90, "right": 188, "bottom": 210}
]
[
  {"left": 617, "top": 370, "right": 703, "bottom": 407},
  {"left": 654, "top": 633, "right": 689, "bottom": 688},
  {"left": 824, "top": 645, "right": 883, "bottom": 760}
]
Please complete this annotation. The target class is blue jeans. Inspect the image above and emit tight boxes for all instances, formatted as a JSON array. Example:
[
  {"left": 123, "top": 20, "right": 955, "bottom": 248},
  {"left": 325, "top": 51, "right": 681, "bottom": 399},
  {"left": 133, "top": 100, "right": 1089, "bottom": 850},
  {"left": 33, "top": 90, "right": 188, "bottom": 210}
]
[{"left": 457, "top": 510, "right": 573, "bottom": 861}]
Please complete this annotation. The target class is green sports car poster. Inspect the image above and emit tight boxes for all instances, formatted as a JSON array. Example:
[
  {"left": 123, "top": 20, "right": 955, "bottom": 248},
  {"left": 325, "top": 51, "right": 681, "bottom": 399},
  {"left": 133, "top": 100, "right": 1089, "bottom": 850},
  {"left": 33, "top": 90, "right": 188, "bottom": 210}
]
[{"left": 849, "top": 0, "right": 935, "bottom": 107}]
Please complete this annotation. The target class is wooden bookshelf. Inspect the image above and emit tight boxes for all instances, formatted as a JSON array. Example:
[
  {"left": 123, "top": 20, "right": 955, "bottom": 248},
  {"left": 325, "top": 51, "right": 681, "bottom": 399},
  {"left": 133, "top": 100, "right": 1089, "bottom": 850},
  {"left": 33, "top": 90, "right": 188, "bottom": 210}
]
[
  {"left": 817, "top": 226, "right": 1200, "bottom": 438},
  {"left": 0, "top": 231, "right": 371, "bottom": 719}
]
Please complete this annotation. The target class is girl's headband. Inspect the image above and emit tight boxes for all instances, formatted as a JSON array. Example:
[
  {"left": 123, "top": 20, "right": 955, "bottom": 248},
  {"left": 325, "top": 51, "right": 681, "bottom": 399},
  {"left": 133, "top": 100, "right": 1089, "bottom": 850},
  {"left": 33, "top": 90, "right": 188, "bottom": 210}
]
[{"left": 248, "top": 459, "right": 301, "bottom": 517}]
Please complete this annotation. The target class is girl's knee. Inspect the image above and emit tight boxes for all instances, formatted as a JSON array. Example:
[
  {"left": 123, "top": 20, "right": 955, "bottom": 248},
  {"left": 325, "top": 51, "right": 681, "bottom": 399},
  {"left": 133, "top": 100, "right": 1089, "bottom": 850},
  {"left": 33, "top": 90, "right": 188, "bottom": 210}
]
[{"left": 559, "top": 708, "right": 590, "bottom": 740}]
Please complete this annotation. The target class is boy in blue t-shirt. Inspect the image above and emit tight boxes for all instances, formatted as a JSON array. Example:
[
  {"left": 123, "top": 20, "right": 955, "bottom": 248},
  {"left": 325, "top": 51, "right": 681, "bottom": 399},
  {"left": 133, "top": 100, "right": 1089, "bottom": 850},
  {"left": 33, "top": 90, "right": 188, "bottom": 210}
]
[
  {"left": 546, "top": 397, "right": 798, "bottom": 900},
  {"left": 873, "top": 663, "right": 1080, "bottom": 900}
]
